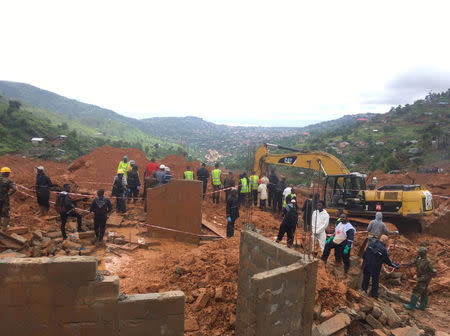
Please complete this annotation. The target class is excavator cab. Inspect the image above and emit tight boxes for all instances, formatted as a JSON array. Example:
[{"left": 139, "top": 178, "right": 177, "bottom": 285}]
[{"left": 324, "top": 173, "right": 366, "bottom": 211}]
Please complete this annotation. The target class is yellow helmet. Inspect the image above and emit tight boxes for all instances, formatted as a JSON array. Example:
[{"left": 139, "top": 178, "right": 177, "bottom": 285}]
[
  {"left": 1, "top": 167, "right": 11, "bottom": 173},
  {"left": 117, "top": 169, "right": 124, "bottom": 174}
]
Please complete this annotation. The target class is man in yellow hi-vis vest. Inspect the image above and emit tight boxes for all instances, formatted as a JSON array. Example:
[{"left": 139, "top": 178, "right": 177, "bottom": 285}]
[
  {"left": 211, "top": 163, "right": 222, "bottom": 204},
  {"left": 238, "top": 172, "right": 250, "bottom": 207},
  {"left": 249, "top": 171, "right": 259, "bottom": 206},
  {"left": 117, "top": 156, "right": 130, "bottom": 178},
  {"left": 184, "top": 166, "right": 194, "bottom": 180}
]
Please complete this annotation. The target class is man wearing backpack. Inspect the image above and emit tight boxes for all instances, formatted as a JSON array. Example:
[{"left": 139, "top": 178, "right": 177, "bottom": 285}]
[
  {"left": 0, "top": 167, "right": 16, "bottom": 231},
  {"left": 55, "top": 184, "right": 84, "bottom": 240},
  {"left": 35, "top": 166, "right": 52, "bottom": 216},
  {"left": 127, "top": 161, "right": 140, "bottom": 203},
  {"left": 90, "top": 189, "right": 113, "bottom": 243},
  {"left": 112, "top": 170, "right": 127, "bottom": 213}
]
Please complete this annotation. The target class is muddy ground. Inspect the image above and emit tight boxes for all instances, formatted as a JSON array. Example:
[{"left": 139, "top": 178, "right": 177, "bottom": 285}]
[{"left": 0, "top": 147, "right": 448, "bottom": 335}]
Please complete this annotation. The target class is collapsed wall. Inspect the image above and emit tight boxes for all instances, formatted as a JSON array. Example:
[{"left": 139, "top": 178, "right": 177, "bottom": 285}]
[
  {"left": 236, "top": 230, "right": 318, "bottom": 336},
  {"left": 147, "top": 180, "right": 202, "bottom": 244},
  {"left": 0, "top": 256, "right": 184, "bottom": 336}
]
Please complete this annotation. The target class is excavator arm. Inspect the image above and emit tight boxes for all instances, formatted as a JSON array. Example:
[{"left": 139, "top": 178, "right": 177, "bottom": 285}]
[{"left": 253, "top": 143, "right": 350, "bottom": 176}]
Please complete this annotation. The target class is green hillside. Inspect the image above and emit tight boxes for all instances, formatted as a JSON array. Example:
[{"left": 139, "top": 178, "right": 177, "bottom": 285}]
[{"left": 280, "top": 90, "right": 450, "bottom": 173}]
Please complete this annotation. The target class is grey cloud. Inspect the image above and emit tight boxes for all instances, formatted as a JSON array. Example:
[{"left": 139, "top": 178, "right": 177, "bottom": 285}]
[{"left": 361, "top": 67, "right": 450, "bottom": 105}]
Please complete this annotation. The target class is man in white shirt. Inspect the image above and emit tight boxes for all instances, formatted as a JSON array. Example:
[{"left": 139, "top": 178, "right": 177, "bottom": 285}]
[
  {"left": 311, "top": 200, "right": 329, "bottom": 252},
  {"left": 257, "top": 179, "right": 267, "bottom": 210}
]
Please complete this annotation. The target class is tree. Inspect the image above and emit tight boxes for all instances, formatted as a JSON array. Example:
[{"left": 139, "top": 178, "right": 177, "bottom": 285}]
[{"left": 384, "top": 157, "right": 399, "bottom": 172}]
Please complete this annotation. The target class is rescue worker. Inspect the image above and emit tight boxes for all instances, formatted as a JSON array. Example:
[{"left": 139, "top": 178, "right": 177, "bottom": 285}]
[
  {"left": 184, "top": 166, "right": 194, "bottom": 180},
  {"left": 268, "top": 169, "right": 279, "bottom": 207},
  {"left": 361, "top": 235, "right": 399, "bottom": 298},
  {"left": 211, "top": 163, "right": 222, "bottom": 204},
  {"left": 226, "top": 189, "right": 239, "bottom": 237},
  {"left": 223, "top": 171, "right": 235, "bottom": 201},
  {"left": 257, "top": 179, "right": 267, "bottom": 210},
  {"left": 89, "top": 189, "right": 113, "bottom": 243},
  {"left": 156, "top": 164, "right": 166, "bottom": 185},
  {"left": 321, "top": 213, "right": 355, "bottom": 273},
  {"left": 238, "top": 172, "right": 250, "bottom": 207},
  {"left": 196, "top": 163, "right": 210, "bottom": 200},
  {"left": 273, "top": 177, "right": 286, "bottom": 213},
  {"left": 404, "top": 247, "right": 436, "bottom": 310},
  {"left": 56, "top": 184, "right": 84, "bottom": 240},
  {"left": 367, "top": 212, "right": 398, "bottom": 242},
  {"left": 144, "top": 158, "right": 159, "bottom": 178},
  {"left": 249, "top": 171, "right": 259, "bottom": 206},
  {"left": 311, "top": 200, "right": 329, "bottom": 252},
  {"left": 301, "top": 194, "right": 313, "bottom": 232},
  {"left": 275, "top": 195, "right": 298, "bottom": 248},
  {"left": 163, "top": 166, "right": 173, "bottom": 183},
  {"left": 112, "top": 169, "right": 127, "bottom": 213},
  {"left": 127, "top": 161, "right": 140, "bottom": 203},
  {"left": 0, "top": 167, "right": 16, "bottom": 231},
  {"left": 117, "top": 156, "right": 130, "bottom": 178},
  {"left": 283, "top": 186, "right": 297, "bottom": 208},
  {"left": 35, "top": 166, "right": 52, "bottom": 216}
]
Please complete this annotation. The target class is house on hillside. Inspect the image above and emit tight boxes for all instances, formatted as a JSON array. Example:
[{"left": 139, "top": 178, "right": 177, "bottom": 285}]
[
  {"left": 338, "top": 141, "right": 350, "bottom": 149},
  {"left": 31, "top": 137, "right": 44, "bottom": 145},
  {"left": 408, "top": 148, "right": 420, "bottom": 154},
  {"left": 375, "top": 141, "right": 384, "bottom": 146}
]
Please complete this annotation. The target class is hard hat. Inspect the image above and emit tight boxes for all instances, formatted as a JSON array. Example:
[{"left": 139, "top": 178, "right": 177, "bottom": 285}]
[
  {"left": 159, "top": 164, "right": 165, "bottom": 169},
  {"left": 165, "top": 167, "right": 171, "bottom": 172},
  {"left": 291, "top": 199, "right": 296, "bottom": 203},
  {"left": 117, "top": 169, "right": 124, "bottom": 174},
  {"left": 37, "top": 166, "right": 44, "bottom": 171},
  {"left": 0, "top": 167, "right": 11, "bottom": 173},
  {"left": 60, "top": 191, "right": 68, "bottom": 196},
  {"left": 124, "top": 155, "right": 128, "bottom": 160},
  {"left": 129, "top": 160, "right": 135, "bottom": 165}
]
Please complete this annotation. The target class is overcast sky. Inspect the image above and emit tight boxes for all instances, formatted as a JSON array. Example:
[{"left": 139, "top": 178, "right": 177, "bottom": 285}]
[{"left": 1, "top": 0, "right": 450, "bottom": 126}]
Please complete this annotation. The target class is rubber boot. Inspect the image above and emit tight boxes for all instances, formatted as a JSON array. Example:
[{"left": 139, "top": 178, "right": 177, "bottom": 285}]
[
  {"left": 403, "top": 294, "right": 418, "bottom": 310},
  {"left": 416, "top": 294, "right": 428, "bottom": 310}
]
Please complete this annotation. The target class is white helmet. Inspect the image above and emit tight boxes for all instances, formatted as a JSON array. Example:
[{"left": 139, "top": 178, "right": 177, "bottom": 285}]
[
  {"left": 165, "top": 167, "right": 171, "bottom": 172},
  {"left": 159, "top": 164, "right": 165, "bottom": 169},
  {"left": 129, "top": 160, "right": 135, "bottom": 165}
]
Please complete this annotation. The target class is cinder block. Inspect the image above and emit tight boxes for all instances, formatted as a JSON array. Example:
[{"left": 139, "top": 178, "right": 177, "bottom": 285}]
[
  {"left": 118, "top": 319, "right": 161, "bottom": 336},
  {"left": 93, "top": 276, "right": 120, "bottom": 302},
  {"left": 47, "top": 256, "right": 98, "bottom": 283}
]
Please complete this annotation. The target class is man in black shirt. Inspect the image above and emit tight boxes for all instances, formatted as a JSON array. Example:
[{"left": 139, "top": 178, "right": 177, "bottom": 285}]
[
  {"left": 90, "top": 189, "right": 113, "bottom": 243},
  {"left": 196, "top": 163, "right": 210, "bottom": 200}
]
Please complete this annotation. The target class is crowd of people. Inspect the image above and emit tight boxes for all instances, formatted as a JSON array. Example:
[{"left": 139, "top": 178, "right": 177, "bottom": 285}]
[{"left": 0, "top": 159, "right": 437, "bottom": 310}]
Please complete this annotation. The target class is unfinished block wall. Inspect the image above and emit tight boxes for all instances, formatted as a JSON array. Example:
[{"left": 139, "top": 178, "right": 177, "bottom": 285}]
[
  {"left": 236, "top": 230, "right": 318, "bottom": 336},
  {"left": 147, "top": 180, "right": 202, "bottom": 244},
  {"left": 0, "top": 256, "right": 184, "bottom": 336}
]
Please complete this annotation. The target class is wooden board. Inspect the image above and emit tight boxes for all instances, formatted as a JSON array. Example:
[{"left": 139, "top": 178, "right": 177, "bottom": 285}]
[{"left": 201, "top": 216, "right": 226, "bottom": 239}]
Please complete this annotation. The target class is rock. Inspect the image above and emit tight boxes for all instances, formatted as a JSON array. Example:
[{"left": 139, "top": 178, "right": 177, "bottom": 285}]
[
  {"left": 313, "top": 305, "right": 322, "bottom": 320},
  {"left": 436, "top": 332, "right": 450, "bottom": 336},
  {"left": 372, "top": 329, "right": 388, "bottom": 336},
  {"left": 365, "top": 314, "right": 384, "bottom": 330},
  {"left": 391, "top": 326, "right": 421, "bottom": 336},
  {"left": 32, "top": 230, "right": 43, "bottom": 240},
  {"left": 53, "top": 237, "right": 63, "bottom": 244},
  {"left": 192, "top": 288, "right": 210, "bottom": 311},
  {"left": 0, "top": 251, "right": 26, "bottom": 258},
  {"left": 359, "top": 297, "right": 374, "bottom": 313},
  {"left": 61, "top": 239, "right": 82, "bottom": 250},
  {"left": 319, "top": 310, "right": 334, "bottom": 321},
  {"left": 346, "top": 288, "right": 362, "bottom": 301},
  {"left": 10, "top": 233, "right": 28, "bottom": 245},
  {"left": 185, "top": 318, "right": 199, "bottom": 332},
  {"left": 31, "top": 246, "right": 42, "bottom": 257},
  {"left": 31, "top": 239, "right": 41, "bottom": 247},
  {"left": 185, "top": 295, "right": 195, "bottom": 304},
  {"left": 312, "top": 313, "right": 351, "bottom": 336},
  {"left": 78, "top": 231, "right": 95, "bottom": 239},
  {"left": 46, "top": 231, "right": 62, "bottom": 239},
  {"left": 378, "top": 311, "right": 387, "bottom": 325},
  {"left": 371, "top": 306, "right": 382, "bottom": 319},
  {"left": 6, "top": 226, "right": 29, "bottom": 235},
  {"left": 174, "top": 266, "right": 185, "bottom": 276},
  {"left": 382, "top": 304, "right": 402, "bottom": 328},
  {"left": 228, "top": 314, "right": 236, "bottom": 329},
  {"left": 215, "top": 286, "right": 224, "bottom": 301}
]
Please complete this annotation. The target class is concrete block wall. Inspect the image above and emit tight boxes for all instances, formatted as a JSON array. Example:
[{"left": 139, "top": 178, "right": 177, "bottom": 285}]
[
  {"left": 236, "top": 230, "right": 318, "bottom": 336},
  {"left": 0, "top": 256, "right": 185, "bottom": 336},
  {"left": 147, "top": 180, "right": 202, "bottom": 244}
]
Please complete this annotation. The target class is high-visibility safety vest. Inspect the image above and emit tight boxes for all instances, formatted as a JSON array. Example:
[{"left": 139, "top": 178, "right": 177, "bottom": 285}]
[
  {"left": 240, "top": 178, "right": 250, "bottom": 193},
  {"left": 184, "top": 170, "right": 194, "bottom": 180},
  {"left": 118, "top": 161, "right": 130, "bottom": 177},
  {"left": 212, "top": 169, "right": 221, "bottom": 186},
  {"left": 249, "top": 175, "right": 259, "bottom": 190},
  {"left": 283, "top": 193, "right": 297, "bottom": 208}
]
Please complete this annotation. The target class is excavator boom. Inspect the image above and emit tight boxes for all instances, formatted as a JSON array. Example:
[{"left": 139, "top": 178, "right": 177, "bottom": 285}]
[{"left": 253, "top": 143, "right": 350, "bottom": 176}]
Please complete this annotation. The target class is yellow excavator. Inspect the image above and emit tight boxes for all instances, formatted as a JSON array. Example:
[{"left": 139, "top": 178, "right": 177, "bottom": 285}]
[{"left": 253, "top": 143, "right": 433, "bottom": 220}]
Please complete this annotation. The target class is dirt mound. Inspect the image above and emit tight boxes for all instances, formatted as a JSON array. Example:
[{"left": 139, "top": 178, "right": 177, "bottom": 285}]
[
  {"left": 68, "top": 146, "right": 149, "bottom": 186},
  {"left": 156, "top": 155, "right": 204, "bottom": 179}
]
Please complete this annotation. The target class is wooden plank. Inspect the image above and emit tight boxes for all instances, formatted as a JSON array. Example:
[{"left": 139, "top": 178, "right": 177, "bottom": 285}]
[
  {"left": 201, "top": 216, "right": 226, "bottom": 238},
  {"left": 0, "top": 232, "right": 23, "bottom": 249},
  {"left": 108, "top": 215, "right": 123, "bottom": 227},
  {"left": 106, "top": 243, "right": 139, "bottom": 251}
]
